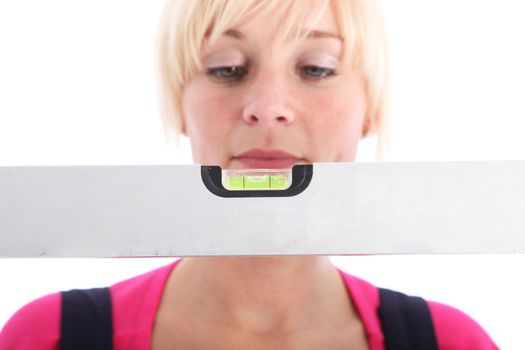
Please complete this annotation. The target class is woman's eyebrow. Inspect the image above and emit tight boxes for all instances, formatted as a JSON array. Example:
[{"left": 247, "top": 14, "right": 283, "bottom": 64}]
[
  {"left": 223, "top": 29, "right": 244, "bottom": 40},
  {"left": 305, "top": 30, "right": 343, "bottom": 41},
  {"left": 222, "top": 29, "right": 342, "bottom": 42}
]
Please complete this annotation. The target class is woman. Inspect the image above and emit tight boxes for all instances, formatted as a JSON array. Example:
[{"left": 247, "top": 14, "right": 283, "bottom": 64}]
[{"left": 0, "top": 0, "right": 498, "bottom": 349}]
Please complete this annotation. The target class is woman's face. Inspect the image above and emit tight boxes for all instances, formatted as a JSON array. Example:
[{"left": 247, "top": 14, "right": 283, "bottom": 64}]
[{"left": 182, "top": 4, "right": 369, "bottom": 169}]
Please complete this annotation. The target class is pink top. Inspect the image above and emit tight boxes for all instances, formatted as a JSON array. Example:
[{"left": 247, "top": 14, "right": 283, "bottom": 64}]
[{"left": 0, "top": 260, "right": 498, "bottom": 350}]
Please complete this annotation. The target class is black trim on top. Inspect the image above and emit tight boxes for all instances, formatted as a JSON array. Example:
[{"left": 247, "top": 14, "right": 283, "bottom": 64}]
[
  {"left": 377, "top": 288, "right": 439, "bottom": 350},
  {"left": 60, "top": 288, "right": 113, "bottom": 350}
]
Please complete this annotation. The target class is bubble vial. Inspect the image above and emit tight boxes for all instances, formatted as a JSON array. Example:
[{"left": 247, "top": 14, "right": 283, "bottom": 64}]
[{"left": 223, "top": 169, "right": 291, "bottom": 191}]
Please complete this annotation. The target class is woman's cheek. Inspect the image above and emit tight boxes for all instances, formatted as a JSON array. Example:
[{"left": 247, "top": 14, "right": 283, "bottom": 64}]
[{"left": 185, "top": 89, "right": 230, "bottom": 139}]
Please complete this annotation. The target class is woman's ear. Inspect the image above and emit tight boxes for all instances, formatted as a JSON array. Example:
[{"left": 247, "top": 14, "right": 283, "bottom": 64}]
[
  {"left": 177, "top": 108, "right": 188, "bottom": 136},
  {"left": 179, "top": 121, "right": 187, "bottom": 136},
  {"left": 361, "top": 110, "right": 377, "bottom": 138}
]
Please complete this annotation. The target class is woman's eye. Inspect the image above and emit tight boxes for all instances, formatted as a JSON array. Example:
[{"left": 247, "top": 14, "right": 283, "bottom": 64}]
[
  {"left": 300, "top": 65, "right": 336, "bottom": 79},
  {"left": 206, "top": 66, "right": 247, "bottom": 81}
]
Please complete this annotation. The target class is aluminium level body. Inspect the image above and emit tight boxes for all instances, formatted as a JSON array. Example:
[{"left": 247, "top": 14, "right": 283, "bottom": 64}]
[{"left": 0, "top": 161, "right": 524, "bottom": 257}]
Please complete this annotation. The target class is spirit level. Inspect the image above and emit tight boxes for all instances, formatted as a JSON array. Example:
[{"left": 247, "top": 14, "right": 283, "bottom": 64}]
[{"left": 0, "top": 162, "right": 524, "bottom": 257}]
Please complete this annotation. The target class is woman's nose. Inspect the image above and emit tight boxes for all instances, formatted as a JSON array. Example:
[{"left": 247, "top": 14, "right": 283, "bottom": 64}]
[{"left": 241, "top": 75, "right": 296, "bottom": 126}]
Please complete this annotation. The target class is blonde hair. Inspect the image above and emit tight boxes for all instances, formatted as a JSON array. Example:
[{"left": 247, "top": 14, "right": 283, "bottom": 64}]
[{"left": 156, "top": 0, "right": 389, "bottom": 159}]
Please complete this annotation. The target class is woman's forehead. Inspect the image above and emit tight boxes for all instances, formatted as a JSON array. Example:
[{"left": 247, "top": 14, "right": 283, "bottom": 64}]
[{"left": 209, "top": 0, "right": 340, "bottom": 46}]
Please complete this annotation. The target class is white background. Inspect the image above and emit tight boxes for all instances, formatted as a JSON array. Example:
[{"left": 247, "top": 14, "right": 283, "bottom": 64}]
[{"left": 1, "top": 0, "right": 524, "bottom": 348}]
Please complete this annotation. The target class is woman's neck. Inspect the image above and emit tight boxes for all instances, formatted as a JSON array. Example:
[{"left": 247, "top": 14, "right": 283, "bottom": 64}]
[{"left": 166, "top": 256, "right": 356, "bottom": 335}]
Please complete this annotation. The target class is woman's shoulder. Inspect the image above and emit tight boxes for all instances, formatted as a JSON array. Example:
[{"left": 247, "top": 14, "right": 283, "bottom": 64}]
[
  {"left": 0, "top": 292, "right": 61, "bottom": 350},
  {"left": 110, "top": 259, "right": 179, "bottom": 303},
  {"left": 338, "top": 270, "right": 498, "bottom": 349},
  {"left": 110, "top": 259, "right": 180, "bottom": 346},
  {"left": 0, "top": 259, "right": 179, "bottom": 350},
  {"left": 428, "top": 300, "right": 499, "bottom": 350}
]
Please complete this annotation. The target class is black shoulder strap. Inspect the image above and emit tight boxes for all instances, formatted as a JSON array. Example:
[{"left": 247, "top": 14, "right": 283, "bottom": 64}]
[
  {"left": 60, "top": 287, "right": 113, "bottom": 350},
  {"left": 377, "top": 288, "right": 439, "bottom": 350}
]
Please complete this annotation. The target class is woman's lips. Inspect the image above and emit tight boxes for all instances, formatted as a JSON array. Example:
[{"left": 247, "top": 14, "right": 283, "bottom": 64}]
[{"left": 233, "top": 149, "right": 303, "bottom": 169}]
